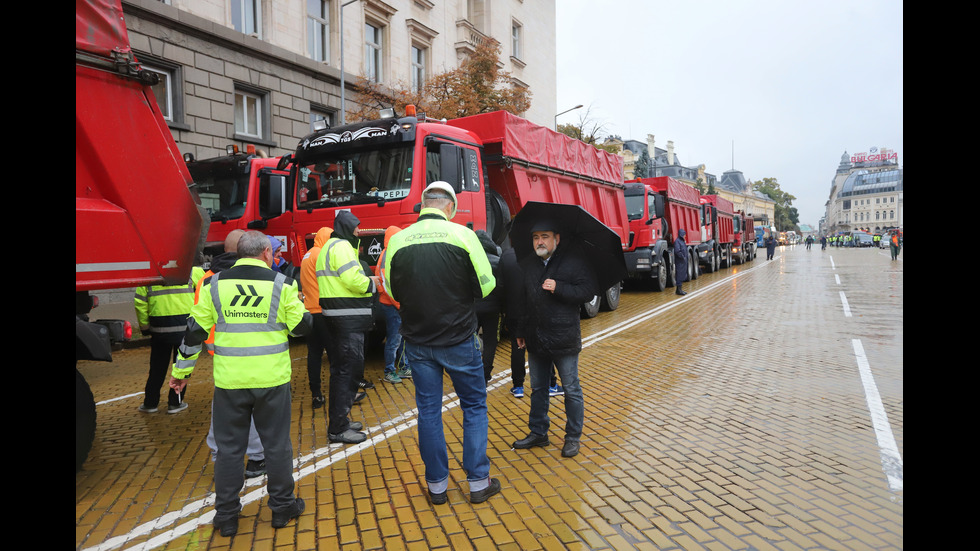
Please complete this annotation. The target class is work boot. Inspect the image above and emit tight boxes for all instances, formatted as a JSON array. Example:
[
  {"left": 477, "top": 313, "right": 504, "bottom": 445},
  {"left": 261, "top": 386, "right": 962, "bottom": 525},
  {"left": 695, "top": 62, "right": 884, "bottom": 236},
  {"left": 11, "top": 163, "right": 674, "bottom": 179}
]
[
  {"left": 512, "top": 433, "right": 549, "bottom": 449},
  {"left": 271, "top": 498, "right": 305, "bottom": 529}
]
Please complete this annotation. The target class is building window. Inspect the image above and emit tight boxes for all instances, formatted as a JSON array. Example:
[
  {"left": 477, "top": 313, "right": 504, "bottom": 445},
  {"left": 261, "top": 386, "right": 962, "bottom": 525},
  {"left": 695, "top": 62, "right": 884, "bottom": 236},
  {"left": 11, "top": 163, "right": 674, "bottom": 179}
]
[
  {"left": 365, "top": 23, "right": 383, "bottom": 82},
  {"left": 235, "top": 88, "right": 264, "bottom": 138},
  {"left": 511, "top": 21, "right": 522, "bottom": 60},
  {"left": 411, "top": 45, "right": 426, "bottom": 92},
  {"left": 308, "top": 0, "right": 329, "bottom": 62},
  {"left": 232, "top": 0, "right": 261, "bottom": 36},
  {"left": 310, "top": 108, "right": 334, "bottom": 132}
]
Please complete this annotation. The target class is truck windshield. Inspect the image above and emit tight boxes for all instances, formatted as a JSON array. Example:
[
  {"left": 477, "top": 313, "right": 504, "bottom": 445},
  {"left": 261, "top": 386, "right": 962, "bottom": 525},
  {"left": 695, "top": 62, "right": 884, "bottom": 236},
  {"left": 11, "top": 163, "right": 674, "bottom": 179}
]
[
  {"left": 295, "top": 144, "right": 414, "bottom": 208},
  {"left": 189, "top": 159, "right": 250, "bottom": 222},
  {"left": 624, "top": 195, "right": 645, "bottom": 221}
]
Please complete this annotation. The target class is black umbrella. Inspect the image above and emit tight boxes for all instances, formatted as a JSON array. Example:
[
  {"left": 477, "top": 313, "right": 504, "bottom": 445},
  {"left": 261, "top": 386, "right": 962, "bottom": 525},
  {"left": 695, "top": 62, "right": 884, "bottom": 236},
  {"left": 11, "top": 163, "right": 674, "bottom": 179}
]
[{"left": 508, "top": 201, "right": 626, "bottom": 291}]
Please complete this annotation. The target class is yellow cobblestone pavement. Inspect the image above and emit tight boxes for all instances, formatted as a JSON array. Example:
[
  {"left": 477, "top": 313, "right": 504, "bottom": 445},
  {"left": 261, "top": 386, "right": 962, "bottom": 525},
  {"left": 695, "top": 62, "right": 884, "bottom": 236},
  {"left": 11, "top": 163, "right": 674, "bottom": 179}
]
[{"left": 76, "top": 244, "right": 903, "bottom": 550}]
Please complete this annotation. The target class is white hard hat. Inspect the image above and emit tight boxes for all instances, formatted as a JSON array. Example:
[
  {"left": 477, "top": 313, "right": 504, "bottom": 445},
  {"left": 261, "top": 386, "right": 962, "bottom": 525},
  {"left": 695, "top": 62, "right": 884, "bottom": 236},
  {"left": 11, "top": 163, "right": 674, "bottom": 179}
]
[{"left": 422, "top": 181, "right": 457, "bottom": 219}]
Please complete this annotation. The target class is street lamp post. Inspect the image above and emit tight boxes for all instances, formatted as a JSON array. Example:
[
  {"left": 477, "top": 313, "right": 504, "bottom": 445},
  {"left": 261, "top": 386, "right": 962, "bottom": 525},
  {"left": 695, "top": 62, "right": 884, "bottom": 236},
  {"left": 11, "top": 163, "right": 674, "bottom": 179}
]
[
  {"left": 554, "top": 104, "right": 583, "bottom": 131},
  {"left": 339, "top": 0, "right": 359, "bottom": 125}
]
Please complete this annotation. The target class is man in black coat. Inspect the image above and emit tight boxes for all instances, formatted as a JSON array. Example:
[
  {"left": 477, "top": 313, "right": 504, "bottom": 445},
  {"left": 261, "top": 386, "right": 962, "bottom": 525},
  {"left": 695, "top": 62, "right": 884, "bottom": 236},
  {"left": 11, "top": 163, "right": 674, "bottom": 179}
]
[
  {"left": 674, "top": 229, "right": 688, "bottom": 296},
  {"left": 512, "top": 222, "right": 597, "bottom": 458}
]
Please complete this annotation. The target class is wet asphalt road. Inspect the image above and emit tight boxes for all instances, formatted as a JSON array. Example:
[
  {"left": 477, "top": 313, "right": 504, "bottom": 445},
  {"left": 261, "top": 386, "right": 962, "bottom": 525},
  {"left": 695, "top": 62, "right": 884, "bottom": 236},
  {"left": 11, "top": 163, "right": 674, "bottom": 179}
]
[{"left": 76, "top": 244, "right": 903, "bottom": 550}]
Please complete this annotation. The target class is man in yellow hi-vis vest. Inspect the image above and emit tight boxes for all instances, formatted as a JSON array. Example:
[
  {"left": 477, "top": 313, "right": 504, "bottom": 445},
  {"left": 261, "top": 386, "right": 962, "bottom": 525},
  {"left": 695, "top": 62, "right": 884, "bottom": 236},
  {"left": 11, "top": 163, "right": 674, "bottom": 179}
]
[
  {"left": 134, "top": 265, "right": 204, "bottom": 413},
  {"left": 169, "top": 231, "right": 312, "bottom": 537}
]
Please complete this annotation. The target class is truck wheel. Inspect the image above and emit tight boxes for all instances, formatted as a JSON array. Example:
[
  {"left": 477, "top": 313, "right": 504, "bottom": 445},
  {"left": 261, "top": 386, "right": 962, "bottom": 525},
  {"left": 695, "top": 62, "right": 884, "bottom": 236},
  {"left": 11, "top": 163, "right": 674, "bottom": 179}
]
[
  {"left": 76, "top": 368, "right": 96, "bottom": 472},
  {"left": 581, "top": 295, "right": 601, "bottom": 318},
  {"left": 486, "top": 189, "right": 511, "bottom": 245},
  {"left": 665, "top": 251, "right": 676, "bottom": 287},
  {"left": 690, "top": 250, "right": 699, "bottom": 280},
  {"left": 652, "top": 260, "right": 667, "bottom": 292},
  {"left": 600, "top": 282, "right": 621, "bottom": 311}
]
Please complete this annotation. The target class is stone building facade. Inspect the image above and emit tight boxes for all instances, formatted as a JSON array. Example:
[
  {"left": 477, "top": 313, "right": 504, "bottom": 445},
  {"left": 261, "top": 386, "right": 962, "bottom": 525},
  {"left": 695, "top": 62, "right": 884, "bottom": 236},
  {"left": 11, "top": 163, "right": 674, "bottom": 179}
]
[
  {"left": 121, "top": 0, "right": 556, "bottom": 160},
  {"left": 822, "top": 149, "right": 903, "bottom": 234}
]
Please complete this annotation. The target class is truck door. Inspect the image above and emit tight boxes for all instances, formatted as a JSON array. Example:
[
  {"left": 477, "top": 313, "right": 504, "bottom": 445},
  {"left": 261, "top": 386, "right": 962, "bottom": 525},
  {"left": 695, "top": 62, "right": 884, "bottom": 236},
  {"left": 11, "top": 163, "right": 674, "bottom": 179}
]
[{"left": 426, "top": 141, "right": 485, "bottom": 231}]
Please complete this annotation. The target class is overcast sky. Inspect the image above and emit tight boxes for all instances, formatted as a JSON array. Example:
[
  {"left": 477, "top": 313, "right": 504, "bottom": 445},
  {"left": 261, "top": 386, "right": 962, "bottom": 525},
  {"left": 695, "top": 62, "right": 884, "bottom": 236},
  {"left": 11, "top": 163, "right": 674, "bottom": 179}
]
[{"left": 555, "top": 0, "right": 903, "bottom": 228}]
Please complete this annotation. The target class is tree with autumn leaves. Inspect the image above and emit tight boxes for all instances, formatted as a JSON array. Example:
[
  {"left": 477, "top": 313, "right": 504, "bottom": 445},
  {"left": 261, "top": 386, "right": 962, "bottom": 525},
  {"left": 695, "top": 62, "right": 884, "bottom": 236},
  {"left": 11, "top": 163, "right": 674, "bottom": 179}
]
[{"left": 346, "top": 40, "right": 531, "bottom": 123}]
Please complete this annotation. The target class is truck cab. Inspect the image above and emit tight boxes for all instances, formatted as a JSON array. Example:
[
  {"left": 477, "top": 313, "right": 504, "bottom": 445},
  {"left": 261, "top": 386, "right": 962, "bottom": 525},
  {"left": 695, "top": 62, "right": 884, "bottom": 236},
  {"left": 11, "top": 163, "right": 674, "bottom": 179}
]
[
  {"left": 623, "top": 181, "right": 670, "bottom": 291},
  {"left": 188, "top": 148, "right": 293, "bottom": 270}
]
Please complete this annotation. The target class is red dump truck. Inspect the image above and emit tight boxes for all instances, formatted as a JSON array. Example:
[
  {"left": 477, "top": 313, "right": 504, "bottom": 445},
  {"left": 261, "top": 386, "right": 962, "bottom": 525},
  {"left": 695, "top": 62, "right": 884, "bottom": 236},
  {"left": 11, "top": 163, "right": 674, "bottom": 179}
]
[
  {"left": 697, "top": 194, "right": 737, "bottom": 272},
  {"left": 185, "top": 150, "right": 292, "bottom": 269},
  {"left": 630, "top": 176, "right": 705, "bottom": 284},
  {"left": 733, "top": 212, "right": 757, "bottom": 264},
  {"left": 275, "top": 107, "right": 629, "bottom": 315},
  {"left": 76, "top": 0, "right": 205, "bottom": 471},
  {"left": 623, "top": 180, "right": 670, "bottom": 290}
]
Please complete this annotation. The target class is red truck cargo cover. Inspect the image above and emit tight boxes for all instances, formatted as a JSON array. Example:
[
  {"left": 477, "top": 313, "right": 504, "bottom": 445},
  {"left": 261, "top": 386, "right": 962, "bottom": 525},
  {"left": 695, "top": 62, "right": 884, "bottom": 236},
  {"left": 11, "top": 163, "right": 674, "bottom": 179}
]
[
  {"left": 645, "top": 176, "right": 701, "bottom": 207},
  {"left": 76, "top": 0, "right": 130, "bottom": 59},
  {"left": 447, "top": 111, "right": 624, "bottom": 185},
  {"left": 701, "top": 194, "right": 735, "bottom": 215}
]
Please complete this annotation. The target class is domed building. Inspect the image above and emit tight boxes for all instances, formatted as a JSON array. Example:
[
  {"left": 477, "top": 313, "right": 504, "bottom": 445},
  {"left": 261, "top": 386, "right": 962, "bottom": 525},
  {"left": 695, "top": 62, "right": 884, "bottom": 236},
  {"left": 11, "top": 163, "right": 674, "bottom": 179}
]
[{"left": 822, "top": 149, "right": 902, "bottom": 234}]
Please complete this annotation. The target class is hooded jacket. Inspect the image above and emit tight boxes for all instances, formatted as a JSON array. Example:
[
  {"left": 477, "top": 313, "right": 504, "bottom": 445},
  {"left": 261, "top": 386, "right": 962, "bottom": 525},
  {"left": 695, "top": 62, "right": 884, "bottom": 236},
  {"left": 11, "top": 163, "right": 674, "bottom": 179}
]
[
  {"left": 316, "top": 211, "right": 376, "bottom": 332},
  {"left": 300, "top": 227, "right": 332, "bottom": 314},
  {"left": 673, "top": 229, "right": 689, "bottom": 283}
]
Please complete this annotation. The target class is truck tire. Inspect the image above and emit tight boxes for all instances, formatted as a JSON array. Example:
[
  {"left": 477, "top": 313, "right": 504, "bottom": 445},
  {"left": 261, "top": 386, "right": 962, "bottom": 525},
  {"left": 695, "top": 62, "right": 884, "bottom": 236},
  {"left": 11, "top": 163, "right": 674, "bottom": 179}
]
[
  {"left": 486, "top": 189, "right": 511, "bottom": 245},
  {"left": 652, "top": 259, "right": 667, "bottom": 292},
  {"left": 581, "top": 295, "right": 601, "bottom": 318},
  {"left": 76, "top": 368, "right": 96, "bottom": 472},
  {"left": 600, "top": 282, "right": 621, "bottom": 311},
  {"left": 690, "top": 250, "right": 699, "bottom": 280}
]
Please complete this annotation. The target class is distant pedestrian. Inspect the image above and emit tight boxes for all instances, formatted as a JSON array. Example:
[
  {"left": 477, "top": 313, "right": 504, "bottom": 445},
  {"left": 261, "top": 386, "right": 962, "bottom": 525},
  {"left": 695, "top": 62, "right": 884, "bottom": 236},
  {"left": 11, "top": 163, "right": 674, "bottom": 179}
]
[
  {"left": 674, "top": 229, "right": 689, "bottom": 296},
  {"left": 890, "top": 231, "right": 901, "bottom": 260},
  {"left": 765, "top": 233, "right": 777, "bottom": 260},
  {"left": 820, "top": 235, "right": 827, "bottom": 250},
  {"left": 805, "top": 235, "right": 813, "bottom": 250},
  {"left": 384, "top": 181, "right": 500, "bottom": 505}
]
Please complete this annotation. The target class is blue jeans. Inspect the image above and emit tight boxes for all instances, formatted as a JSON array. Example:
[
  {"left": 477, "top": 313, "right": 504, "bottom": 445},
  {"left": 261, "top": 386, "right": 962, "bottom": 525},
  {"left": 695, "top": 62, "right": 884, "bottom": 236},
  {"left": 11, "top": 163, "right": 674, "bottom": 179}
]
[
  {"left": 528, "top": 351, "right": 584, "bottom": 442},
  {"left": 381, "top": 303, "right": 404, "bottom": 374},
  {"left": 406, "top": 334, "right": 490, "bottom": 492}
]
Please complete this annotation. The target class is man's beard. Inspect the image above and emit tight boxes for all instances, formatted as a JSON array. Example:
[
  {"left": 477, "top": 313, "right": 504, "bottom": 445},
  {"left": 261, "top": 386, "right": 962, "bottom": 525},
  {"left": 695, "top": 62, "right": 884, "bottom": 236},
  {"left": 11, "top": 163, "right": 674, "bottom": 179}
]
[{"left": 535, "top": 246, "right": 550, "bottom": 258}]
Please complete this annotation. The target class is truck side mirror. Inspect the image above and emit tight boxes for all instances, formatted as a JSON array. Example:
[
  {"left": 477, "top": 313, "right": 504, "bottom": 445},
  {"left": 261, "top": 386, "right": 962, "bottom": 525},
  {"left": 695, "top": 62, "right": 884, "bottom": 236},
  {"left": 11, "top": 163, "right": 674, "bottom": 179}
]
[{"left": 276, "top": 154, "right": 292, "bottom": 171}]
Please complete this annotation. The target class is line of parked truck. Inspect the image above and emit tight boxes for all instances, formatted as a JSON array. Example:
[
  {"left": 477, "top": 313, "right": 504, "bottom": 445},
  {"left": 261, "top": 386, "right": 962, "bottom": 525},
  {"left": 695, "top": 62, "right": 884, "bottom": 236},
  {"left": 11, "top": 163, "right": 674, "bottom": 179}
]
[
  {"left": 189, "top": 106, "right": 758, "bottom": 319},
  {"left": 76, "top": 2, "right": 757, "bottom": 469}
]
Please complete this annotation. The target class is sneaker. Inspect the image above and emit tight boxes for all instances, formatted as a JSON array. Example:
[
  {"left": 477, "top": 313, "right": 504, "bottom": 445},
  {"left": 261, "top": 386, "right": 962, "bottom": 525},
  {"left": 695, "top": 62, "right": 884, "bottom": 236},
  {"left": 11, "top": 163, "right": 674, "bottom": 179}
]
[
  {"left": 549, "top": 385, "right": 564, "bottom": 397},
  {"left": 395, "top": 366, "right": 412, "bottom": 379},
  {"left": 383, "top": 372, "right": 402, "bottom": 384},
  {"left": 348, "top": 420, "right": 363, "bottom": 431},
  {"left": 357, "top": 379, "right": 375, "bottom": 390},
  {"left": 511, "top": 386, "right": 524, "bottom": 398},
  {"left": 271, "top": 497, "right": 305, "bottom": 529},
  {"left": 353, "top": 391, "right": 366, "bottom": 404},
  {"left": 167, "top": 402, "right": 189, "bottom": 414},
  {"left": 311, "top": 395, "right": 326, "bottom": 409},
  {"left": 245, "top": 459, "right": 266, "bottom": 478},
  {"left": 138, "top": 403, "right": 158, "bottom": 413}
]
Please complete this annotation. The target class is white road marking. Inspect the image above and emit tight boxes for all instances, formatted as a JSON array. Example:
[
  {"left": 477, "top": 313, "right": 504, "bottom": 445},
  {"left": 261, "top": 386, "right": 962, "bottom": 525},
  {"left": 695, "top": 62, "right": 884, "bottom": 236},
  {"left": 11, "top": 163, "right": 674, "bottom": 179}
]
[
  {"left": 851, "top": 339, "right": 903, "bottom": 492},
  {"left": 839, "top": 291, "right": 852, "bottom": 317}
]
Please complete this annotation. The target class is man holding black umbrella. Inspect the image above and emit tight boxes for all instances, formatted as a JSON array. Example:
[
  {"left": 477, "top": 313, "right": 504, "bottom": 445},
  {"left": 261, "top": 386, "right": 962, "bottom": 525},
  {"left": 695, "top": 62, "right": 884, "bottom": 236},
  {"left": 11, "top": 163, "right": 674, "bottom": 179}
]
[{"left": 512, "top": 220, "right": 599, "bottom": 458}]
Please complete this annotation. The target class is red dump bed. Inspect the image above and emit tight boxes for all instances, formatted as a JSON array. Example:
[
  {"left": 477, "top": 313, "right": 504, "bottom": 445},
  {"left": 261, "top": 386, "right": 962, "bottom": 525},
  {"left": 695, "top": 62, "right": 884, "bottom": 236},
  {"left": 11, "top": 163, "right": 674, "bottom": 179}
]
[
  {"left": 701, "top": 194, "right": 736, "bottom": 245},
  {"left": 642, "top": 176, "right": 702, "bottom": 246},
  {"left": 76, "top": 0, "right": 201, "bottom": 291},
  {"left": 449, "top": 111, "right": 628, "bottom": 247}
]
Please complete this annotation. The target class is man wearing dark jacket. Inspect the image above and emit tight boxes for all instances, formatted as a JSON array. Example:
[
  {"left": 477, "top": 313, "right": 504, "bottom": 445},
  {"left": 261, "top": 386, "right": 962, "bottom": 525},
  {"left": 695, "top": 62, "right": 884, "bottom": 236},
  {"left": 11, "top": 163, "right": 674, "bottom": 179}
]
[
  {"left": 512, "top": 222, "right": 598, "bottom": 458},
  {"left": 384, "top": 182, "right": 499, "bottom": 505}
]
